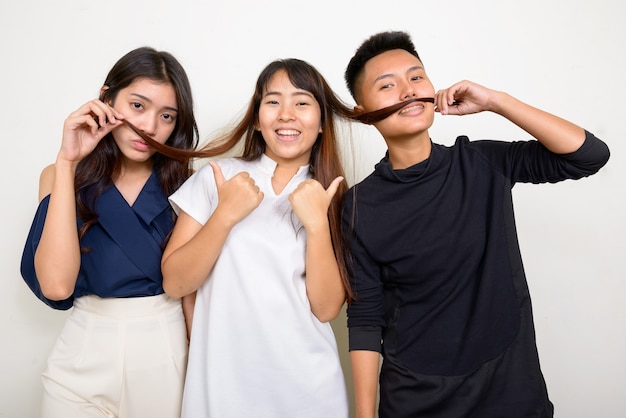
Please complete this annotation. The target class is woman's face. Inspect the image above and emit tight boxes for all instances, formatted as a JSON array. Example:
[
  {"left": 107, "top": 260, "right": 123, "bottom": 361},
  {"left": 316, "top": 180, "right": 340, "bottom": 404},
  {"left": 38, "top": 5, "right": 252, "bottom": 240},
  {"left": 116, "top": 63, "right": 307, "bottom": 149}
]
[
  {"left": 257, "top": 69, "right": 322, "bottom": 168},
  {"left": 109, "top": 78, "right": 178, "bottom": 165}
]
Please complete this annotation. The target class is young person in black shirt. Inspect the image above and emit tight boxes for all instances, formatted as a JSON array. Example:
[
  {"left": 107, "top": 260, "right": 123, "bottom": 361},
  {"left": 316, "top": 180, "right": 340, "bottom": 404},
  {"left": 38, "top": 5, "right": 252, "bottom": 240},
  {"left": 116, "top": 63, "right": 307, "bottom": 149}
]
[{"left": 343, "top": 30, "right": 610, "bottom": 418}]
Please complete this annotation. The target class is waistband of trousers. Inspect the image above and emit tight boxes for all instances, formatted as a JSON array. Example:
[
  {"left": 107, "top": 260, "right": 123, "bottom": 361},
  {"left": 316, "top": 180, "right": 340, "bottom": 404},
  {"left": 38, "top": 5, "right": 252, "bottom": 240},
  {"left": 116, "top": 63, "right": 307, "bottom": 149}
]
[{"left": 73, "top": 294, "right": 179, "bottom": 318}]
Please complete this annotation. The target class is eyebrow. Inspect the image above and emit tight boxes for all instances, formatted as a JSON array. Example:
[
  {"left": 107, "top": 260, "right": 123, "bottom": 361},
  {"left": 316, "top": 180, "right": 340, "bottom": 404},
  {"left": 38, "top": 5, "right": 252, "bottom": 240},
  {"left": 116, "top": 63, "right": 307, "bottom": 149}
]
[
  {"left": 130, "top": 92, "right": 178, "bottom": 113},
  {"left": 264, "top": 90, "right": 314, "bottom": 99},
  {"left": 373, "top": 65, "right": 424, "bottom": 84}
]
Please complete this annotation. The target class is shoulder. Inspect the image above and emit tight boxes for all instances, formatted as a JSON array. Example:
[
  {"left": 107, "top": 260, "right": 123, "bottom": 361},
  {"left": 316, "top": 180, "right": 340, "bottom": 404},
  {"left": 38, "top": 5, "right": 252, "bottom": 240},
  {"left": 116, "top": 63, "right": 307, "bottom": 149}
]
[
  {"left": 342, "top": 169, "right": 383, "bottom": 207},
  {"left": 38, "top": 164, "right": 56, "bottom": 202},
  {"left": 448, "top": 135, "right": 516, "bottom": 162}
]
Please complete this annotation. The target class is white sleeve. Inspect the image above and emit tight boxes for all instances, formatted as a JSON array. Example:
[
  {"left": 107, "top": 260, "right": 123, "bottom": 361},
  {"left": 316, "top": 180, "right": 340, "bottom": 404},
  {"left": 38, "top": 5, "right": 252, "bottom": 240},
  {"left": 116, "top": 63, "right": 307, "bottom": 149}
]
[{"left": 169, "top": 162, "right": 218, "bottom": 225}]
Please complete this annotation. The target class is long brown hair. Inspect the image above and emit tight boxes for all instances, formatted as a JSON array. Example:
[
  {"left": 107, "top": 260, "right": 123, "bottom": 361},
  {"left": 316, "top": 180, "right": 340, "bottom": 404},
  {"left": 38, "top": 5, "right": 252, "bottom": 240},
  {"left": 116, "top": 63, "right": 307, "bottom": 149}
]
[
  {"left": 214, "top": 59, "right": 356, "bottom": 301},
  {"left": 134, "top": 58, "right": 355, "bottom": 300},
  {"left": 75, "top": 47, "right": 198, "bottom": 237},
  {"left": 235, "top": 59, "right": 355, "bottom": 300}
]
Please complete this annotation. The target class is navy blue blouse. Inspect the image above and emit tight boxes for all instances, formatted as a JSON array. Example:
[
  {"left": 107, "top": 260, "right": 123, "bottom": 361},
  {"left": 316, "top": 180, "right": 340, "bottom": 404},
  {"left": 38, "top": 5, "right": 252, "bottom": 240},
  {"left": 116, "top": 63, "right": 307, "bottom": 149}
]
[{"left": 20, "top": 171, "right": 175, "bottom": 310}]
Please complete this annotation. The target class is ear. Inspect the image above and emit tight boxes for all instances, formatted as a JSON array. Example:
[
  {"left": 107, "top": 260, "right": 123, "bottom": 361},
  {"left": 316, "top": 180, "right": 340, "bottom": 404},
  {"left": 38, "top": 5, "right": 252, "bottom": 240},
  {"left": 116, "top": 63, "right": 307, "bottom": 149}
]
[
  {"left": 99, "top": 85, "right": 110, "bottom": 102},
  {"left": 354, "top": 104, "right": 365, "bottom": 113}
]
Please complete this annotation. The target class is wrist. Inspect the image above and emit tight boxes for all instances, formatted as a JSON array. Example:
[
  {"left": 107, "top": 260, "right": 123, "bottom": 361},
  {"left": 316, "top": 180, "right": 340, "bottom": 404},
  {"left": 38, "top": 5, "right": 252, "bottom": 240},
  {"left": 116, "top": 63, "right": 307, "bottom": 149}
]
[
  {"left": 488, "top": 90, "right": 513, "bottom": 115},
  {"left": 211, "top": 206, "right": 242, "bottom": 230},
  {"left": 54, "top": 156, "right": 79, "bottom": 172},
  {"left": 302, "top": 218, "right": 330, "bottom": 235}
]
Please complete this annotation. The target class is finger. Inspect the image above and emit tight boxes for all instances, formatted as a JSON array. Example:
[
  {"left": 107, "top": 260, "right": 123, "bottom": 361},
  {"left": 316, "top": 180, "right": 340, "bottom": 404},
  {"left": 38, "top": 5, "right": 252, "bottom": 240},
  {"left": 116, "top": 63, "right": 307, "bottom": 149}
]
[
  {"left": 325, "top": 176, "right": 344, "bottom": 199},
  {"left": 82, "top": 100, "right": 120, "bottom": 128},
  {"left": 101, "top": 100, "right": 125, "bottom": 121},
  {"left": 90, "top": 98, "right": 124, "bottom": 120},
  {"left": 209, "top": 161, "right": 225, "bottom": 187},
  {"left": 434, "top": 90, "right": 448, "bottom": 115},
  {"left": 65, "top": 113, "right": 105, "bottom": 137},
  {"left": 446, "top": 85, "right": 460, "bottom": 106}
]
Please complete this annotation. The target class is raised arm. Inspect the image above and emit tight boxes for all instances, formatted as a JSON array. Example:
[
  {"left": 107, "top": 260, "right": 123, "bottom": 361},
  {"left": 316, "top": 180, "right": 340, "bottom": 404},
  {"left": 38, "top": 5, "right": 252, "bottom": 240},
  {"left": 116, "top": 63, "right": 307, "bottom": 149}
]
[
  {"left": 435, "top": 80, "right": 585, "bottom": 154},
  {"left": 162, "top": 161, "right": 263, "bottom": 298},
  {"left": 34, "top": 100, "right": 123, "bottom": 301},
  {"left": 289, "top": 176, "right": 346, "bottom": 322}
]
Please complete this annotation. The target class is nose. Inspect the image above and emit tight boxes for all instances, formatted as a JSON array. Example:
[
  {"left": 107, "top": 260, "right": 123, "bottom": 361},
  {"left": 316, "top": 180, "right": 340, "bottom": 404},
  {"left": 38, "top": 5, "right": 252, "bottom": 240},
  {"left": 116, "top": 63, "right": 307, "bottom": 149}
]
[
  {"left": 136, "top": 115, "right": 158, "bottom": 136},
  {"left": 400, "top": 80, "right": 416, "bottom": 100},
  {"left": 278, "top": 105, "right": 296, "bottom": 122}
]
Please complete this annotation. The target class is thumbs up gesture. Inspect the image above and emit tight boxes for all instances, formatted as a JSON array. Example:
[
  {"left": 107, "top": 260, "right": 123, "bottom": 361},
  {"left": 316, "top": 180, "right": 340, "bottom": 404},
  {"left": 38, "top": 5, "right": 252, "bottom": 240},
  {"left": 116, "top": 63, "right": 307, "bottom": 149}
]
[
  {"left": 289, "top": 177, "right": 344, "bottom": 231},
  {"left": 210, "top": 161, "right": 264, "bottom": 227}
]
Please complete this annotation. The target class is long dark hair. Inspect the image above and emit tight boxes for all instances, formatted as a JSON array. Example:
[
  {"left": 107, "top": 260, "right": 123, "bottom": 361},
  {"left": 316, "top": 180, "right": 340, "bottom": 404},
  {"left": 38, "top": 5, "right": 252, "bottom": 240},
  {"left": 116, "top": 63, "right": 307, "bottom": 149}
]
[{"left": 75, "top": 47, "right": 198, "bottom": 236}]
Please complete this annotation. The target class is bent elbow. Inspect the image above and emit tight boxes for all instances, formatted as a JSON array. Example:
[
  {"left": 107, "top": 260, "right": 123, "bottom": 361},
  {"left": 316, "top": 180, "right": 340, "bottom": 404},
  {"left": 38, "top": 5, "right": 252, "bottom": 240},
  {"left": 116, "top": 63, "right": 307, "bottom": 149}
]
[
  {"left": 312, "top": 305, "right": 343, "bottom": 323},
  {"left": 162, "top": 278, "right": 185, "bottom": 300},
  {"left": 39, "top": 280, "right": 74, "bottom": 301}
]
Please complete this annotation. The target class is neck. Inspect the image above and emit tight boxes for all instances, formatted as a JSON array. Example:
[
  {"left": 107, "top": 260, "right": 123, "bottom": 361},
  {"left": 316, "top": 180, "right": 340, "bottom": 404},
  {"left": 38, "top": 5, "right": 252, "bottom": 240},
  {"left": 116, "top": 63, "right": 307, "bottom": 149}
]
[
  {"left": 115, "top": 159, "right": 153, "bottom": 182},
  {"left": 271, "top": 163, "right": 302, "bottom": 195},
  {"left": 385, "top": 132, "right": 431, "bottom": 169}
]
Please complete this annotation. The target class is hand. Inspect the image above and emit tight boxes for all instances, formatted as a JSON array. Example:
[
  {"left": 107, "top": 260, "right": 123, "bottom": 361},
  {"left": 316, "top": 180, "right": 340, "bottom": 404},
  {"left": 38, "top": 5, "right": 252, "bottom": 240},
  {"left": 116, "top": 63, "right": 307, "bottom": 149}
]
[
  {"left": 210, "top": 161, "right": 263, "bottom": 227},
  {"left": 58, "top": 99, "right": 124, "bottom": 164},
  {"left": 289, "top": 176, "right": 343, "bottom": 231},
  {"left": 434, "top": 80, "right": 497, "bottom": 116}
]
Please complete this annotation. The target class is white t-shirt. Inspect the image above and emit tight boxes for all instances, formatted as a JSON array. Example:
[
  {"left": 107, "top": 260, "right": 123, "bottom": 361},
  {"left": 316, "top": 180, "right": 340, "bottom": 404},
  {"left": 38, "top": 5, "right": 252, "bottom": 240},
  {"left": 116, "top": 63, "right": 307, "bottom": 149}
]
[{"left": 170, "top": 155, "right": 349, "bottom": 418}]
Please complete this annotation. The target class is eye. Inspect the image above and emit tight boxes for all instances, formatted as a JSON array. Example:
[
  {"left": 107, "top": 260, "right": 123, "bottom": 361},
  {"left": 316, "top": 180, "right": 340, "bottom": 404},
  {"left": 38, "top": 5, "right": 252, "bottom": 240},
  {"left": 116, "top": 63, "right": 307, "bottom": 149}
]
[
  {"left": 161, "top": 113, "right": 176, "bottom": 123},
  {"left": 131, "top": 102, "right": 144, "bottom": 110},
  {"left": 265, "top": 100, "right": 279, "bottom": 105},
  {"left": 380, "top": 83, "right": 393, "bottom": 90},
  {"left": 296, "top": 101, "right": 310, "bottom": 106},
  {"left": 411, "top": 75, "right": 422, "bottom": 81}
]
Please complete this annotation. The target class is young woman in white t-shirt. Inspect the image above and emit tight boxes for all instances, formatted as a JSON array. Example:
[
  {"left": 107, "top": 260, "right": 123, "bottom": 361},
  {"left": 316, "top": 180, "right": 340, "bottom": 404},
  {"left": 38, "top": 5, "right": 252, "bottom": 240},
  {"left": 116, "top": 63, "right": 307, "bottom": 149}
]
[{"left": 161, "top": 58, "right": 354, "bottom": 418}]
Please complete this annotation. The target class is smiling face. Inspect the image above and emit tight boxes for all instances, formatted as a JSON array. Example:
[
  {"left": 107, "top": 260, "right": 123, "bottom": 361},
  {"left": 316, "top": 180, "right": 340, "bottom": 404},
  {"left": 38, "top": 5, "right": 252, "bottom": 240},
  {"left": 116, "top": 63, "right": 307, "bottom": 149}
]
[
  {"left": 109, "top": 78, "right": 178, "bottom": 166},
  {"left": 257, "top": 69, "right": 323, "bottom": 168},
  {"left": 356, "top": 49, "right": 435, "bottom": 142}
]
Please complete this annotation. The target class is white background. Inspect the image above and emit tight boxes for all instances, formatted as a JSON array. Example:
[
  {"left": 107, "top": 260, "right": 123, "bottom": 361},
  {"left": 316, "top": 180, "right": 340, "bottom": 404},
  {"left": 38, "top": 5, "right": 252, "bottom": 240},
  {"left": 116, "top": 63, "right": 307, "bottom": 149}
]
[{"left": 1, "top": 1, "right": 624, "bottom": 417}]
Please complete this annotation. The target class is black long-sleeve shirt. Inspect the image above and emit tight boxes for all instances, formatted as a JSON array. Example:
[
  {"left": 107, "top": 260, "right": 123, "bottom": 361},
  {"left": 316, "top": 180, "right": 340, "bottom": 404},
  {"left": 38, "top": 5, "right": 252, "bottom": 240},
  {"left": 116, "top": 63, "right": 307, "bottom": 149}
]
[{"left": 344, "top": 131, "right": 610, "bottom": 378}]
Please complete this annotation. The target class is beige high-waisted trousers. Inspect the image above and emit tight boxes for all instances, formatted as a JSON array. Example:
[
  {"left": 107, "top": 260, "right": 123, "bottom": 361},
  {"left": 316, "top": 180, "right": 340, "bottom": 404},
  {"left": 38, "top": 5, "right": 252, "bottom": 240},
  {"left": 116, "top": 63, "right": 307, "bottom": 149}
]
[{"left": 40, "top": 294, "right": 188, "bottom": 418}]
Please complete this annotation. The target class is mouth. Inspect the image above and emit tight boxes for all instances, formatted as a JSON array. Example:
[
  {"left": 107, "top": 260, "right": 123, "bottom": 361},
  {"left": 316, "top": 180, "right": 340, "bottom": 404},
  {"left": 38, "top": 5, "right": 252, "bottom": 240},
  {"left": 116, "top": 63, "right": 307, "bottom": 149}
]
[
  {"left": 354, "top": 97, "right": 434, "bottom": 124},
  {"left": 275, "top": 129, "right": 301, "bottom": 141},
  {"left": 119, "top": 119, "right": 193, "bottom": 162},
  {"left": 398, "top": 103, "right": 425, "bottom": 115},
  {"left": 132, "top": 139, "right": 151, "bottom": 152}
]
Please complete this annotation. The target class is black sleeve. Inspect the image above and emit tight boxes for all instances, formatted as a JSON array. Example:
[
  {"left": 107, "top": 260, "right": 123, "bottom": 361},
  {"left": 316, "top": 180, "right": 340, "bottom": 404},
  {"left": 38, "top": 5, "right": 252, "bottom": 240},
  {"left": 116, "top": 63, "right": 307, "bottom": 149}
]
[
  {"left": 342, "top": 187, "right": 385, "bottom": 353},
  {"left": 470, "top": 130, "right": 610, "bottom": 185}
]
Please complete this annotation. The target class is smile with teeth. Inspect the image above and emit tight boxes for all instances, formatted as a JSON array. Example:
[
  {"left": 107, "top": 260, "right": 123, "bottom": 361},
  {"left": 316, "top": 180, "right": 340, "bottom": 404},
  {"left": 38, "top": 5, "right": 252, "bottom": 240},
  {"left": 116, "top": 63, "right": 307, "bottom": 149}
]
[
  {"left": 398, "top": 104, "right": 424, "bottom": 115},
  {"left": 276, "top": 129, "right": 301, "bottom": 137}
]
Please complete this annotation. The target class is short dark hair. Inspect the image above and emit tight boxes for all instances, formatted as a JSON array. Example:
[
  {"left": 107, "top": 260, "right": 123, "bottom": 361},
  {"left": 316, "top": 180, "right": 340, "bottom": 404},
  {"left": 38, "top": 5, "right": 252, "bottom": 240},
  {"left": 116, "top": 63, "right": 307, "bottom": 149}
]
[{"left": 344, "top": 31, "right": 421, "bottom": 101}]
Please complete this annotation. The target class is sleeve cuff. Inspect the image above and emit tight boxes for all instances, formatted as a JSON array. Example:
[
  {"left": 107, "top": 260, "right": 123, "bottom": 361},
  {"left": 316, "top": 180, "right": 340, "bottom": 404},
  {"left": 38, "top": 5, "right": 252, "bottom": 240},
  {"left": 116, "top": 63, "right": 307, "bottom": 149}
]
[{"left": 349, "top": 325, "right": 382, "bottom": 352}]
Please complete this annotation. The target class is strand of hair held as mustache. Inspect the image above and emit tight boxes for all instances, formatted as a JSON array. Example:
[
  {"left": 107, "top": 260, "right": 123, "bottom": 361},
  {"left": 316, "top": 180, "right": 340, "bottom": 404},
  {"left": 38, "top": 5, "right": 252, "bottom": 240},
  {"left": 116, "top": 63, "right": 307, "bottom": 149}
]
[
  {"left": 120, "top": 119, "right": 220, "bottom": 161},
  {"left": 118, "top": 97, "right": 435, "bottom": 161},
  {"left": 352, "top": 97, "right": 435, "bottom": 124}
]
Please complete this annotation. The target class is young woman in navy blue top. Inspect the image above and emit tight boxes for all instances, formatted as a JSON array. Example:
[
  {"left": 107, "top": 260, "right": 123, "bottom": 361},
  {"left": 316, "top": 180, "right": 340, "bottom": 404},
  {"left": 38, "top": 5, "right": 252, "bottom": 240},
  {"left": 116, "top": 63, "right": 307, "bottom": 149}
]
[{"left": 21, "top": 47, "right": 198, "bottom": 417}]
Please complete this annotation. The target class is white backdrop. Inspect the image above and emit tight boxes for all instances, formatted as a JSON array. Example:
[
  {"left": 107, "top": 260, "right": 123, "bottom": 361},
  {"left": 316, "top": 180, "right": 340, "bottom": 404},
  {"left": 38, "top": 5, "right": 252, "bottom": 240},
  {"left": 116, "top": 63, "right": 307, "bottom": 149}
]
[{"left": 1, "top": 1, "right": 624, "bottom": 417}]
